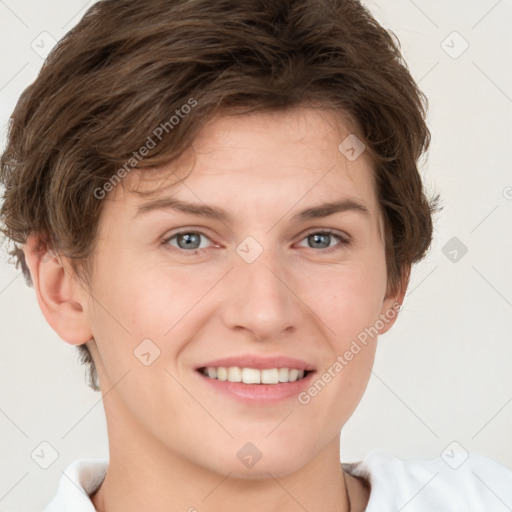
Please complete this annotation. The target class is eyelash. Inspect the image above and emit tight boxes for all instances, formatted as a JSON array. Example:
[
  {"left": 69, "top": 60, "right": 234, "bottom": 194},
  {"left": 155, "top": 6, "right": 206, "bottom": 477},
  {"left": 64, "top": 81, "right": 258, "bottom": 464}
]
[{"left": 161, "top": 228, "right": 350, "bottom": 255}]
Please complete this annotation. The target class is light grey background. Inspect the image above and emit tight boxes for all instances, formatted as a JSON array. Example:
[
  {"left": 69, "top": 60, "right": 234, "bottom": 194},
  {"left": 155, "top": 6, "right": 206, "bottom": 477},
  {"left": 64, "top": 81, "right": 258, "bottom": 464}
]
[{"left": 0, "top": 0, "right": 511, "bottom": 510}]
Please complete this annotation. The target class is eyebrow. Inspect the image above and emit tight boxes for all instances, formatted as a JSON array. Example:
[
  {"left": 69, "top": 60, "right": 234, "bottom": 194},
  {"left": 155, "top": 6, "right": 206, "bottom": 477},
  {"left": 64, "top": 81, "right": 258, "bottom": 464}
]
[{"left": 135, "top": 196, "right": 370, "bottom": 223}]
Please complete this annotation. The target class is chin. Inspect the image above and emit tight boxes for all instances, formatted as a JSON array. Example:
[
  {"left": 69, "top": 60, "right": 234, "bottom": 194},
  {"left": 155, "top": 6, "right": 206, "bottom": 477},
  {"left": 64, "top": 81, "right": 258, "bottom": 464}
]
[{"left": 201, "top": 442, "right": 311, "bottom": 480}]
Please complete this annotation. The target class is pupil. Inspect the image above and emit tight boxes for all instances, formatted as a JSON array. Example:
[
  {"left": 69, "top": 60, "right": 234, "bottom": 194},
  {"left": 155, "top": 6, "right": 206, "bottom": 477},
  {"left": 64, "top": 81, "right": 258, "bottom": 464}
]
[
  {"left": 178, "top": 233, "right": 200, "bottom": 249},
  {"left": 310, "top": 233, "right": 329, "bottom": 249}
]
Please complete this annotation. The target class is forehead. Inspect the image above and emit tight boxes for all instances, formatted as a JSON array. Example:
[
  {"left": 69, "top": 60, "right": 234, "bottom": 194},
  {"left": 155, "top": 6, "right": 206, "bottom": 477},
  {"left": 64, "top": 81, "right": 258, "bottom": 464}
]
[{"left": 110, "top": 107, "right": 378, "bottom": 218}]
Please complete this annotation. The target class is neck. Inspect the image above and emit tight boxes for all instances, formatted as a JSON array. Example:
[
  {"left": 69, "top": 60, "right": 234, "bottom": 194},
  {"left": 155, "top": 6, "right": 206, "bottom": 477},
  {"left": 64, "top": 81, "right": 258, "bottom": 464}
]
[{"left": 91, "top": 411, "right": 352, "bottom": 512}]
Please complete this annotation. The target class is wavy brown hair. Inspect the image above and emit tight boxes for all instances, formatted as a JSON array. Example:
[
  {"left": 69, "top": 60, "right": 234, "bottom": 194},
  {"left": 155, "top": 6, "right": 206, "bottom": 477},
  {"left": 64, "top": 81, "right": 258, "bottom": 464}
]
[{"left": 0, "top": 0, "right": 438, "bottom": 391}]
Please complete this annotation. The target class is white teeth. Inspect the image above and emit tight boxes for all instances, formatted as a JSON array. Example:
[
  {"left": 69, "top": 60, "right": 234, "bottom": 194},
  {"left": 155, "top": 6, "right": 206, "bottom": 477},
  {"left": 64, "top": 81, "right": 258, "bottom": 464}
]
[
  {"left": 202, "top": 366, "right": 308, "bottom": 384},
  {"left": 288, "top": 369, "right": 300, "bottom": 382},
  {"left": 242, "top": 368, "right": 261, "bottom": 384},
  {"left": 217, "top": 367, "right": 228, "bottom": 381},
  {"left": 278, "top": 368, "right": 289, "bottom": 382},
  {"left": 227, "top": 366, "right": 242, "bottom": 382},
  {"left": 261, "top": 368, "right": 279, "bottom": 384}
]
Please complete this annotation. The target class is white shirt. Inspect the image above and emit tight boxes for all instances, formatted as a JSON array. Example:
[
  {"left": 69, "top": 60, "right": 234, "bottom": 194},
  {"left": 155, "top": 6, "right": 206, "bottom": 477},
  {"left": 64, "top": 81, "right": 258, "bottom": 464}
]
[{"left": 44, "top": 450, "right": 512, "bottom": 511}]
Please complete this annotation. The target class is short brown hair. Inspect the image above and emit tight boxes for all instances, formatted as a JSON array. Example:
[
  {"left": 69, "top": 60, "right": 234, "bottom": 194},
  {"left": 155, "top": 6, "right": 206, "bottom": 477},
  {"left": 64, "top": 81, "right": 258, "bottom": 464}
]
[{"left": 0, "top": 0, "right": 438, "bottom": 391}]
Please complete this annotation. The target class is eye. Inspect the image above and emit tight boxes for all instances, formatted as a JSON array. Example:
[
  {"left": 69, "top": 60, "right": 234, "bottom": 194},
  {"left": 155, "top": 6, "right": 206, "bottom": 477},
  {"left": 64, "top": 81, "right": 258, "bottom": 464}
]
[
  {"left": 296, "top": 229, "right": 349, "bottom": 252},
  {"left": 163, "top": 231, "right": 214, "bottom": 253},
  {"left": 162, "top": 228, "right": 349, "bottom": 255}
]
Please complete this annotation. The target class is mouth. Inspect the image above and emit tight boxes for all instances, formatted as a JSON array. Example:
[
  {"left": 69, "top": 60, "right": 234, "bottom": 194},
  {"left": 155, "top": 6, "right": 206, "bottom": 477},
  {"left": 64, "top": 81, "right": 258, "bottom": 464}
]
[
  {"left": 198, "top": 366, "right": 313, "bottom": 384},
  {"left": 194, "top": 355, "right": 316, "bottom": 404}
]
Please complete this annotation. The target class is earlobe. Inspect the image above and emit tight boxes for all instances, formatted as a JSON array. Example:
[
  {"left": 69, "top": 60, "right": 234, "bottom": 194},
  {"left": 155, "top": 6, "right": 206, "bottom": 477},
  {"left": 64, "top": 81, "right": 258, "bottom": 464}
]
[
  {"left": 22, "top": 234, "right": 93, "bottom": 346},
  {"left": 378, "top": 267, "right": 410, "bottom": 335}
]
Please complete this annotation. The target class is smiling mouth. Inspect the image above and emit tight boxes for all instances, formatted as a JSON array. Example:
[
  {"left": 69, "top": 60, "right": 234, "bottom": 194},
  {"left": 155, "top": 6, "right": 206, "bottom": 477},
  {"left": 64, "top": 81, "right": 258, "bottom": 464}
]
[{"left": 198, "top": 367, "right": 313, "bottom": 384}]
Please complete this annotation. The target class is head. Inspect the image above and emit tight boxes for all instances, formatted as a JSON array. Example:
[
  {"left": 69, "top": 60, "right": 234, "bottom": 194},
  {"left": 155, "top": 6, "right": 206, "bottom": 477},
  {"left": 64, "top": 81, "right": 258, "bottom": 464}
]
[{"left": 1, "top": 0, "right": 437, "bottom": 477}]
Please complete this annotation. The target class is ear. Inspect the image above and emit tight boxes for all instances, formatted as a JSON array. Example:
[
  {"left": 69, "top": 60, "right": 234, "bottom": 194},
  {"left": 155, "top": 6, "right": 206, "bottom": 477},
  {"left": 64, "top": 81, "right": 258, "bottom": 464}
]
[
  {"left": 377, "top": 266, "right": 410, "bottom": 336},
  {"left": 22, "top": 234, "right": 93, "bottom": 346}
]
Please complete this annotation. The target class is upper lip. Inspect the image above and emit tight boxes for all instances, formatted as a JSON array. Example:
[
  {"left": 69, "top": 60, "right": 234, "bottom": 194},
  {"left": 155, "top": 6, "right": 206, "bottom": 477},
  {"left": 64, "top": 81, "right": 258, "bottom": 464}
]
[{"left": 196, "top": 355, "right": 315, "bottom": 371}]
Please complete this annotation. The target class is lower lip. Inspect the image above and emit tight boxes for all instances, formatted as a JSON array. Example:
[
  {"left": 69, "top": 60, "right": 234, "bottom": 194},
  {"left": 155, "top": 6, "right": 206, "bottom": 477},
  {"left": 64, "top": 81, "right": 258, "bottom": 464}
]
[{"left": 197, "top": 371, "right": 315, "bottom": 404}]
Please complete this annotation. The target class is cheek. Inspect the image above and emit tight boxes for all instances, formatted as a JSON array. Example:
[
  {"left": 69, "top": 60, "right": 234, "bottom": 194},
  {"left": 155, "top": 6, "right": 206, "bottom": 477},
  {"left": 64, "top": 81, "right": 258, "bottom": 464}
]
[
  {"left": 307, "top": 258, "right": 388, "bottom": 342},
  {"left": 90, "top": 252, "right": 206, "bottom": 335},
  {"left": 297, "top": 256, "right": 386, "bottom": 419},
  {"left": 87, "top": 255, "right": 223, "bottom": 382}
]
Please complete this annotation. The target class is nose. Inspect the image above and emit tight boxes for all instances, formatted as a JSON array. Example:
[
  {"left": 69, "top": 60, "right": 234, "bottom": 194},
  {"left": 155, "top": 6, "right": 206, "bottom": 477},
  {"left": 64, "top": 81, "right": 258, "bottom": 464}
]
[{"left": 220, "top": 246, "right": 304, "bottom": 341}]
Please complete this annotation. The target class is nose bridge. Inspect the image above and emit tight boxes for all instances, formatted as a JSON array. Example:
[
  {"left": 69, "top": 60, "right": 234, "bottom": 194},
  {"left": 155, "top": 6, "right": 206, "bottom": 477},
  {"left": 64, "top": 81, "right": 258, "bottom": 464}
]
[{"left": 222, "top": 238, "right": 302, "bottom": 339}]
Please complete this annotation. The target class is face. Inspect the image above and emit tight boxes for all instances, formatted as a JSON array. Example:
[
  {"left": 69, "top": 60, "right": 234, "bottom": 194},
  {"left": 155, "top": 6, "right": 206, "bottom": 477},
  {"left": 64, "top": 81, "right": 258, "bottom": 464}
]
[{"left": 81, "top": 107, "right": 401, "bottom": 478}]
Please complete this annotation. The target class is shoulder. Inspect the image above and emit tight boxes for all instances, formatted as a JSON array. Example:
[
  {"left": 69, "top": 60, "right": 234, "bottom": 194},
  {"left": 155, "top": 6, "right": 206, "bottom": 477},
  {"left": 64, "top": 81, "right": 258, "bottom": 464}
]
[
  {"left": 343, "top": 450, "right": 512, "bottom": 511},
  {"left": 44, "top": 459, "right": 108, "bottom": 511}
]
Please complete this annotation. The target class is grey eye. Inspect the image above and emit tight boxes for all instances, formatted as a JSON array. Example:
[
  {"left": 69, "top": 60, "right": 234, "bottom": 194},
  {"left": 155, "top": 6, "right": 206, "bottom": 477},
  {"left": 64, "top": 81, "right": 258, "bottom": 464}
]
[
  {"left": 176, "top": 233, "right": 201, "bottom": 249},
  {"left": 307, "top": 233, "right": 332, "bottom": 249},
  {"left": 165, "top": 231, "right": 212, "bottom": 251}
]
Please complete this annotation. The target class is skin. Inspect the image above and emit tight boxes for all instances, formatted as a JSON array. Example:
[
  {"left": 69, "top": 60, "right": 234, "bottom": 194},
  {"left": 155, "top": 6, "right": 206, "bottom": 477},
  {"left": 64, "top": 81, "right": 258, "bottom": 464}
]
[{"left": 24, "top": 107, "right": 407, "bottom": 511}]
